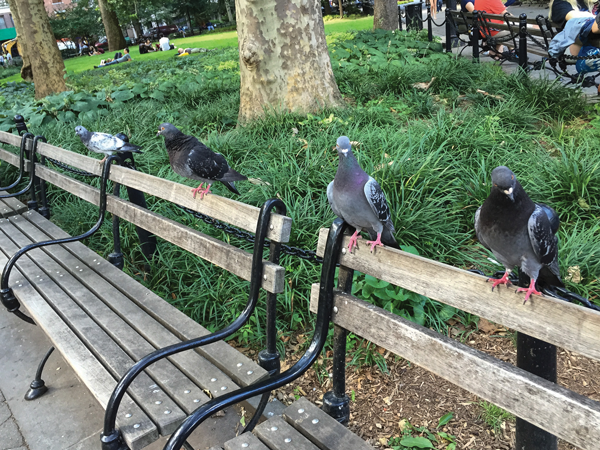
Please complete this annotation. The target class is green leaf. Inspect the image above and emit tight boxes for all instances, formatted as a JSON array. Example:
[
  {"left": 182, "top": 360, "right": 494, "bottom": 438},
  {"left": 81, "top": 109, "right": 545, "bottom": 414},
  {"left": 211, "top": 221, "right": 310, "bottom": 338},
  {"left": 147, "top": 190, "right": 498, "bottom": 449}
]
[
  {"left": 412, "top": 304, "right": 426, "bottom": 326},
  {"left": 111, "top": 90, "right": 135, "bottom": 102},
  {"left": 399, "top": 437, "right": 434, "bottom": 448},
  {"left": 157, "top": 81, "right": 175, "bottom": 92},
  {"left": 132, "top": 84, "right": 148, "bottom": 95},
  {"left": 71, "top": 101, "right": 93, "bottom": 113},
  {"left": 28, "top": 113, "right": 46, "bottom": 127},
  {"left": 400, "top": 245, "right": 420, "bottom": 256},
  {"left": 437, "top": 412, "right": 454, "bottom": 428},
  {"left": 364, "top": 274, "right": 390, "bottom": 289},
  {"left": 149, "top": 90, "right": 165, "bottom": 101}
]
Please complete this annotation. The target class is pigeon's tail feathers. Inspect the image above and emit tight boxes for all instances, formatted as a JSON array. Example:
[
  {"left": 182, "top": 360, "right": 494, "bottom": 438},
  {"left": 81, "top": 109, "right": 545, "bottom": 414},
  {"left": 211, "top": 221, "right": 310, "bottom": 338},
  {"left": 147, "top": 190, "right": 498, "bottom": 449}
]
[
  {"left": 381, "top": 227, "right": 400, "bottom": 250},
  {"left": 536, "top": 263, "right": 563, "bottom": 289},
  {"left": 220, "top": 180, "right": 240, "bottom": 196},
  {"left": 219, "top": 167, "right": 247, "bottom": 182},
  {"left": 121, "top": 143, "right": 143, "bottom": 154}
]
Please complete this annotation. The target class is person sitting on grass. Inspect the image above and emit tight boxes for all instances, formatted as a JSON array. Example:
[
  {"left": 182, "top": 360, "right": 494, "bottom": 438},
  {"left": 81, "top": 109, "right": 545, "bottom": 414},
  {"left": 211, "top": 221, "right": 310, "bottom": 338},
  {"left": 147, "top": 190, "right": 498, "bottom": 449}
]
[
  {"left": 159, "top": 34, "right": 175, "bottom": 51},
  {"left": 94, "top": 48, "right": 131, "bottom": 68},
  {"left": 176, "top": 47, "right": 210, "bottom": 56}
]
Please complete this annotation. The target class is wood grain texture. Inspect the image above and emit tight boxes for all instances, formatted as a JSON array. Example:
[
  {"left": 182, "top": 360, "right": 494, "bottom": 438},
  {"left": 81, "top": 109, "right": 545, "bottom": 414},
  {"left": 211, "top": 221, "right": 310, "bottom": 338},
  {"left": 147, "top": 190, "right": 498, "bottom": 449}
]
[
  {"left": 316, "top": 228, "right": 600, "bottom": 362},
  {"left": 33, "top": 141, "right": 291, "bottom": 242},
  {"left": 0, "top": 130, "right": 25, "bottom": 147},
  {"left": 309, "top": 285, "right": 600, "bottom": 450},
  {"left": 0, "top": 147, "right": 22, "bottom": 168},
  {"left": 224, "top": 433, "right": 270, "bottom": 450},
  {"left": 0, "top": 192, "right": 27, "bottom": 218},
  {"left": 0, "top": 219, "right": 186, "bottom": 436},
  {"left": 22, "top": 210, "right": 276, "bottom": 418},
  {"left": 34, "top": 165, "right": 285, "bottom": 294},
  {"left": 0, "top": 245, "right": 158, "bottom": 450},
  {"left": 254, "top": 415, "right": 319, "bottom": 450},
  {"left": 283, "top": 397, "right": 374, "bottom": 450}
]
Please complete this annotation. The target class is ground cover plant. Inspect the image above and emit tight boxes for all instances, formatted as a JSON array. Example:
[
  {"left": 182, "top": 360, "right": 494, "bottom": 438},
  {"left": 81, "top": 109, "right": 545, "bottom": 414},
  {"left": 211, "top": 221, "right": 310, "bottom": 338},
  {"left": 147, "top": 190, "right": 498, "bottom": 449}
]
[{"left": 0, "top": 28, "right": 598, "bottom": 362}]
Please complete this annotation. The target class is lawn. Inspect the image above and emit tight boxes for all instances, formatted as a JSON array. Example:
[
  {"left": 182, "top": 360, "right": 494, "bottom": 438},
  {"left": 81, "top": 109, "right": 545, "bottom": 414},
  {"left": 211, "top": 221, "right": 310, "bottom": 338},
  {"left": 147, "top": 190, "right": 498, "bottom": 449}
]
[{"left": 1, "top": 16, "right": 374, "bottom": 83}]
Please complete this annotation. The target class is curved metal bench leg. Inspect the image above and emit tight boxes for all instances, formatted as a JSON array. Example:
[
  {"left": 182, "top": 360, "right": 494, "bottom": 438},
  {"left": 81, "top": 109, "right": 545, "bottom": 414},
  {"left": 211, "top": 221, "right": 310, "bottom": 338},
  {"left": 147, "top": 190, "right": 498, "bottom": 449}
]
[{"left": 25, "top": 346, "right": 54, "bottom": 401}]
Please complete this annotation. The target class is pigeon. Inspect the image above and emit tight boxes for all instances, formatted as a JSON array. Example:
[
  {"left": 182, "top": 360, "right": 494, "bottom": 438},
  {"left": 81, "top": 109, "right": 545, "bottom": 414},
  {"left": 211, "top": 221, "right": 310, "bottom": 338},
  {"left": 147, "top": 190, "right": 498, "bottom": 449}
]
[
  {"left": 156, "top": 123, "right": 246, "bottom": 199},
  {"left": 327, "top": 136, "right": 399, "bottom": 253},
  {"left": 75, "top": 126, "right": 142, "bottom": 163},
  {"left": 475, "top": 166, "right": 563, "bottom": 303}
]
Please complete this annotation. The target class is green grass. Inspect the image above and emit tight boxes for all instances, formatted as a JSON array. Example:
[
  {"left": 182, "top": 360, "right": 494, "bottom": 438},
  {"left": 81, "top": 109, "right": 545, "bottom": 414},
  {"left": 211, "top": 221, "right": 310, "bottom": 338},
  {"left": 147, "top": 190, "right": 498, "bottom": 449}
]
[
  {"left": 0, "top": 28, "right": 598, "bottom": 355},
  {"left": 2, "top": 16, "right": 374, "bottom": 83},
  {"left": 478, "top": 401, "right": 515, "bottom": 434}
]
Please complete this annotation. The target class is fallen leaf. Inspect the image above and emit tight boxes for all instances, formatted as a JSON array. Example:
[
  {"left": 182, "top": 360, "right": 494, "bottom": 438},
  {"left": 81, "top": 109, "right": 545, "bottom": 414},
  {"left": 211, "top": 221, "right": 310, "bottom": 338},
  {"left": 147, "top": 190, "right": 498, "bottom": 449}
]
[
  {"left": 398, "top": 419, "right": 409, "bottom": 431},
  {"left": 566, "top": 266, "right": 582, "bottom": 284},
  {"left": 478, "top": 318, "right": 499, "bottom": 334},
  {"left": 412, "top": 77, "right": 436, "bottom": 90},
  {"left": 476, "top": 89, "right": 503, "bottom": 100}
]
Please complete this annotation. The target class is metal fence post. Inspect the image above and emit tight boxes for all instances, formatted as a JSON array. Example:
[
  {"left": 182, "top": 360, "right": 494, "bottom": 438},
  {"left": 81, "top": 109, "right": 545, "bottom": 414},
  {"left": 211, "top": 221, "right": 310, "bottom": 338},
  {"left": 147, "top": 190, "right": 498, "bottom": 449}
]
[
  {"left": 398, "top": 5, "right": 403, "bottom": 31},
  {"left": 519, "top": 13, "right": 528, "bottom": 70},
  {"left": 322, "top": 264, "right": 354, "bottom": 425},
  {"left": 472, "top": 11, "right": 480, "bottom": 63},
  {"left": 445, "top": 10, "right": 452, "bottom": 52},
  {"left": 427, "top": 4, "right": 433, "bottom": 42},
  {"left": 515, "top": 270, "right": 558, "bottom": 450}
]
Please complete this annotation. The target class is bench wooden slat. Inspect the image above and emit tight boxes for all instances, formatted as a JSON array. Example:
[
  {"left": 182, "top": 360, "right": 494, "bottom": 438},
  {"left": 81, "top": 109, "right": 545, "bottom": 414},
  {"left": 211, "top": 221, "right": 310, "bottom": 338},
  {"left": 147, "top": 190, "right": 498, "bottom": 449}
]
[
  {"left": 0, "top": 191, "right": 27, "bottom": 218},
  {"left": 34, "top": 164, "right": 285, "bottom": 294},
  {"left": 0, "top": 147, "right": 30, "bottom": 170},
  {"left": 316, "top": 228, "right": 600, "bottom": 363},
  {"left": 255, "top": 415, "right": 319, "bottom": 450},
  {"left": 5, "top": 214, "right": 212, "bottom": 414},
  {"left": 23, "top": 210, "right": 269, "bottom": 389},
  {"left": 283, "top": 397, "right": 374, "bottom": 450},
  {"left": 450, "top": 10, "right": 556, "bottom": 27},
  {"left": 309, "top": 285, "right": 600, "bottom": 450},
  {"left": 26, "top": 139, "right": 291, "bottom": 242},
  {"left": 0, "top": 265, "right": 158, "bottom": 450},
  {"left": 0, "top": 220, "right": 187, "bottom": 436},
  {"left": 223, "top": 433, "right": 270, "bottom": 450}
]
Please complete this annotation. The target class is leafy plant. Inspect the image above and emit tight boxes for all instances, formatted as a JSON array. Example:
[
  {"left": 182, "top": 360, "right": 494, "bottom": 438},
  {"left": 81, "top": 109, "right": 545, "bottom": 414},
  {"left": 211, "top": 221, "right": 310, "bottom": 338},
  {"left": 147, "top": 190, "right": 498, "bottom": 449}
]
[
  {"left": 389, "top": 415, "right": 456, "bottom": 450},
  {"left": 478, "top": 401, "right": 515, "bottom": 434}
]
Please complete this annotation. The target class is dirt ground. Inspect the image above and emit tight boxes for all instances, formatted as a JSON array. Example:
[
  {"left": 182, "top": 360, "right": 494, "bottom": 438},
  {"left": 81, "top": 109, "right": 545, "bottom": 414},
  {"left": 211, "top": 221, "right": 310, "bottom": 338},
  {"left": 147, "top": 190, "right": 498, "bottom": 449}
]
[{"left": 234, "top": 319, "right": 600, "bottom": 450}]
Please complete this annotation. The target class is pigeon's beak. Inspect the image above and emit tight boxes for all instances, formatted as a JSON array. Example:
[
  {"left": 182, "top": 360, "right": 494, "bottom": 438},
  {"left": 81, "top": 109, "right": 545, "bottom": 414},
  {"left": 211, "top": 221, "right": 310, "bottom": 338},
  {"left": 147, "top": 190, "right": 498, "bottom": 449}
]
[
  {"left": 504, "top": 187, "right": 514, "bottom": 202},
  {"left": 156, "top": 130, "right": 161, "bottom": 137}
]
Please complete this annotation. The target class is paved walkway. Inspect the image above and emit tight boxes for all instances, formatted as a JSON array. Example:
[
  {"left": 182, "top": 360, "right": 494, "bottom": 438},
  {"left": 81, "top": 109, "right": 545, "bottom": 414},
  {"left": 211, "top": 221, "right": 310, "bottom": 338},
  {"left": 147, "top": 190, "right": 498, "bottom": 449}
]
[{"left": 0, "top": 388, "right": 28, "bottom": 450}]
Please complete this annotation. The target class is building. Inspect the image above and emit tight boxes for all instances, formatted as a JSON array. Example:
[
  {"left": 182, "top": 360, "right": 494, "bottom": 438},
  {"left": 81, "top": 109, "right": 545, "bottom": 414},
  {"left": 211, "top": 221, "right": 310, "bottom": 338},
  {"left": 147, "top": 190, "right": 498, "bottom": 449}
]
[
  {"left": 0, "top": 0, "right": 16, "bottom": 42},
  {"left": 44, "top": 0, "right": 74, "bottom": 14}
]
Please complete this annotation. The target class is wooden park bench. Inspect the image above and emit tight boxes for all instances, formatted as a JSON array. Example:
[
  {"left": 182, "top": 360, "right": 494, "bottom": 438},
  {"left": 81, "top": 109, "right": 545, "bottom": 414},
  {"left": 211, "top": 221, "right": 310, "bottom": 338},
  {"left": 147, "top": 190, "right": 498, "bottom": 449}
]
[{"left": 0, "top": 124, "right": 381, "bottom": 450}]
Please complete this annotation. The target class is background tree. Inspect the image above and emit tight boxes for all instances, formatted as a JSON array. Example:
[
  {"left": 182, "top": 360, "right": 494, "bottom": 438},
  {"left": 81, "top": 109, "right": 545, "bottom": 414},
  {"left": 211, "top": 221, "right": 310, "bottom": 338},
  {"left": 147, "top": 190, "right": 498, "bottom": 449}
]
[
  {"left": 49, "top": 1, "right": 104, "bottom": 47},
  {"left": 6, "top": 0, "right": 32, "bottom": 82},
  {"left": 236, "top": 0, "right": 344, "bottom": 124},
  {"left": 98, "top": 0, "right": 126, "bottom": 50},
  {"left": 9, "top": 0, "right": 66, "bottom": 99},
  {"left": 373, "top": 0, "right": 398, "bottom": 29}
]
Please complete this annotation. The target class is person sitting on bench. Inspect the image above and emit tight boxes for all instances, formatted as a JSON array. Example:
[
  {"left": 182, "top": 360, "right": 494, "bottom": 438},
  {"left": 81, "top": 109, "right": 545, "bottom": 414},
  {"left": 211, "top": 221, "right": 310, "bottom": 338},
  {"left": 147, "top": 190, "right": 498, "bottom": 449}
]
[
  {"left": 473, "top": 0, "right": 514, "bottom": 59},
  {"left": 549, "top": 0, "right": 600, "bottom": 72}
]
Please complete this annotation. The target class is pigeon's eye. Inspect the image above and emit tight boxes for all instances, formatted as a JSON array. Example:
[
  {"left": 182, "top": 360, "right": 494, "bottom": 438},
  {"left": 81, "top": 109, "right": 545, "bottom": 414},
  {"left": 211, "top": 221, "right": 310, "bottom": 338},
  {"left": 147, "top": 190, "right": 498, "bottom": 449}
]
[
  {"left": 511, "top": 175, "right": 514, "bottom": 180},
  {"left": 494, "top": 184, "right": 497, "bottom": 187},
  {"left": 161, "top": 127, "right": 165, "bottom": 130}
]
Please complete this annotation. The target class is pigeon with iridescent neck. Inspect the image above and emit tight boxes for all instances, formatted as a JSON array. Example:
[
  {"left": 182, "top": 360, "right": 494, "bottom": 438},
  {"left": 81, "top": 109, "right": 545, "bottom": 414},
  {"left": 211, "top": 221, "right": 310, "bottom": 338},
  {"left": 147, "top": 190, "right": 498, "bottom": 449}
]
[
  {"left": 327, "top": 136, "right": 399, "bottom": 253},
  {"left": 475, "top": 166, "right": 563, "bottom": 303}
]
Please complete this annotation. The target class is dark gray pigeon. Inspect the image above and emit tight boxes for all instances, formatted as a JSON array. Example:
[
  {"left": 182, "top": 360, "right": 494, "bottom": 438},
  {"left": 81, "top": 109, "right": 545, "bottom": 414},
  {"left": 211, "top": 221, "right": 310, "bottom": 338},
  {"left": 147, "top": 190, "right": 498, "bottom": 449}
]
[
  {"left": 475, "top": 166, "right": 563, "bottom": 303},
  {"left": 327, "top": 136, "right": 399, "bottom": 253},
  {"left": 157, "top": 123, "right": 246, "bottom": 199},
  {"left": 75, "top": 126, "right": 142, "bottom": 163}
]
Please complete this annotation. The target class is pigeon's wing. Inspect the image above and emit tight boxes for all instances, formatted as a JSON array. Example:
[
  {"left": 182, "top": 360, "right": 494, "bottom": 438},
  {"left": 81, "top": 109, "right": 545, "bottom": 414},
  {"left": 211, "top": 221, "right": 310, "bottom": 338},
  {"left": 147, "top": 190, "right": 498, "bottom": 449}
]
[
  {"left": 474, "top": 206, "right": 490, "bottom": 250},
  {"left": 327, "top": 181, "right": 344, "bottom": 219},
  {"left": 88, "top": 132, "right": 120, "bottom": 151},
  {"left": 528, "top": 205, "right": 558, "bottom": 266},
  {"left": 186, "top": 148, "right": 228, "bottom": 180},
  {"left": 535, "top": 202, "right": 560, "bottom": 234},
  {"left": 364, "top": 177, "right": 393, "bottom": 231}
]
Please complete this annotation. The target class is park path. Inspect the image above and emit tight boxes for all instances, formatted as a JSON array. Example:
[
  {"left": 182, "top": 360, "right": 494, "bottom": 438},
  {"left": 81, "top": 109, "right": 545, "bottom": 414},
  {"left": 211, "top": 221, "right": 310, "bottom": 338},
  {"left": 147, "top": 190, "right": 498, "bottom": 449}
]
[{"left": 0, "top": 387, "right": 28, "bottom": 450}]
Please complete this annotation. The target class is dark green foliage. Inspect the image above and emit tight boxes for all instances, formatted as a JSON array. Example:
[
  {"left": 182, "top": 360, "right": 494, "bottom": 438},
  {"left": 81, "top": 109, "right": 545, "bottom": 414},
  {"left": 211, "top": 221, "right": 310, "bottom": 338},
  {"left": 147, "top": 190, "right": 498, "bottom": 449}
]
[{"left": 2, "top": 30, "right": 598, "bottom": 357}]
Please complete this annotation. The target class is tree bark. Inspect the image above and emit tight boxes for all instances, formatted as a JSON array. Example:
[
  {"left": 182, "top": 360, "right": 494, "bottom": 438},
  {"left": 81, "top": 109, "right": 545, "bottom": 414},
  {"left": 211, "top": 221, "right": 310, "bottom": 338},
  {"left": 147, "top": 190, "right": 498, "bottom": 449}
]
[
  {"left": 97, "top": 0, "right": 126, "bottom": 51},
  {"left": 236, "top": 0, "right": 344, "bottom": 125},
  {"left": 373, "top": 0, "right": 399, "bottom": 29},
  {"left": 339, "top": 0, "right": 343, "bottom": 18},
  {"left": 12, "top": 0, "right": 66, "bottom": 98},
  {"left": 322, "top": 0, "right": 332, "bottom": 16},
  {"left": 6, "top": 0, "right": 33, "bottom": 82}
]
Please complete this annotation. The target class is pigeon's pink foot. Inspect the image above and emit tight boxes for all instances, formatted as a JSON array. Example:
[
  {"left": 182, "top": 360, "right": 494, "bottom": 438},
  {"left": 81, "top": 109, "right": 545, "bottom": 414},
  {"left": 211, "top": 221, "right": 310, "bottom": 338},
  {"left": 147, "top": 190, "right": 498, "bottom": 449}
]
[
  {"left": 516, "top": 278, "right": 542, "bottom": 304},
  {"left": 191, "top": 184, "right": 212, "bottom": 200},
  {"left": 366, "top": 233, "right": 384, "bottom": 253},
  {"left": 347, "top": 230, "right": 362, "bottom": 253},
  {"left": 99, "top": 156, "right": 107, "bottom": 164},
  {"left": 487, "top": 270, "right": 512, "bottom": 291}
]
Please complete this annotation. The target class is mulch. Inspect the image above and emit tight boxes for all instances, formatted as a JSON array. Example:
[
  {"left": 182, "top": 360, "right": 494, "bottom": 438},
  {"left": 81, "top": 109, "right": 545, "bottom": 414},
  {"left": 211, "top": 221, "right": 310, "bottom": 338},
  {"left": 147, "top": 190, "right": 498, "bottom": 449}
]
[{"left": 233, "top": 318, "right": 600, "bottom": 449}]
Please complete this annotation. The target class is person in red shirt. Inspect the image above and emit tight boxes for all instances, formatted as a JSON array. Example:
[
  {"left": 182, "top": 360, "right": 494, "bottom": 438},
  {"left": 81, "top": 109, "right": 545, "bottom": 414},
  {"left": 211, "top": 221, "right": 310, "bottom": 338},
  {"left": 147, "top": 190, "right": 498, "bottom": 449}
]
[{"left": 474, "top": 0, "right": 513, "bottom": 58}]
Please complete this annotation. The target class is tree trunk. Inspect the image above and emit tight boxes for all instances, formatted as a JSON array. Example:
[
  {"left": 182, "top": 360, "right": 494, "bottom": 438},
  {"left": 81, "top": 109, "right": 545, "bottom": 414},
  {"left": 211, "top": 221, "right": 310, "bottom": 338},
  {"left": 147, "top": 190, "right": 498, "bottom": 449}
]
[
  {"left": 97, "top": 0, "right": 126, "bottom": 51},
  {"left": 6, "top": 0, "right": 33, "bottom": 82},
  {"left": 373, "top": 0, "right": 399, "bottom": 29},
  {"left": 186, "top": 9, "right": 194, "bottom": 35},
  {"left": 339, "top": 0, "right": 343, "bottom": 18},
  {"left": 236, "top": 0, "right": 344, "bottom": 125},
  {"left": 225, "top": 0, "right": 234, "bottom": 23},
  {"left": 12, "top": 0, "right": 66, "bottom": 99},
  {"left": 322, "top": 0, "right": 332, "bottom": 16},
  {"left": 131, "top": 15, "right": 143, "bottom": 40}
]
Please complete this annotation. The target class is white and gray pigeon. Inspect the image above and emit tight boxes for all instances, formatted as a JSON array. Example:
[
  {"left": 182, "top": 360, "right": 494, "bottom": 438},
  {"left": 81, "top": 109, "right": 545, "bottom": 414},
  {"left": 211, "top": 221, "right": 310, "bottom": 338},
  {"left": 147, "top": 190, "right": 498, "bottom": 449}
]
[
  {"left": 156, "top": 123, "right": 246, "bottom": 199},
  {"left": 475, "top": 166, "right": 563, "bottom": 303},
  {"left": 75, "top": 126, "right": 142, "bottom": 163},
  {"left": 327, "top": 136, "right": 399, "bottom": 253}
]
